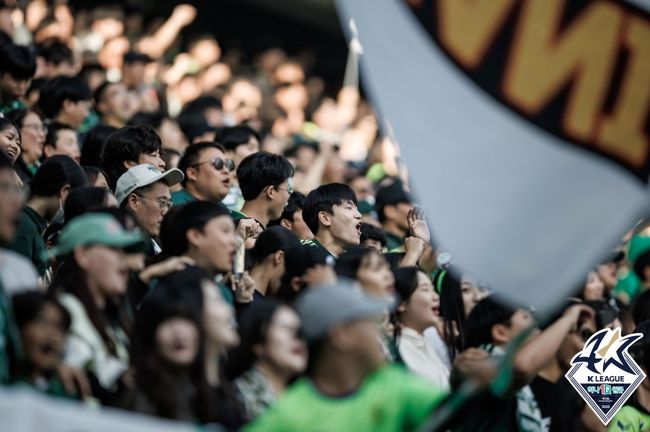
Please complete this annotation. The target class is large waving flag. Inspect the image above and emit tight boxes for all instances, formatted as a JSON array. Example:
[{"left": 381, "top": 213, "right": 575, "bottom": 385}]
[{"left": 336, "top": 0, "right": 650, "bottom": 311}]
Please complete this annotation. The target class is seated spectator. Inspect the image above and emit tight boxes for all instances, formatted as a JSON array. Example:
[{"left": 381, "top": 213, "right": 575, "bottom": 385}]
[
  {"left": 232, "top": 151, "right": 294, "bottom": 229},
  {"left": 10, "top": 291, "right": 76, "bottom": 399},
  {"left": 93, "top": 81, "right": 136, "bottom": 129},
  {"left": 392, "top": 267, "right": 450, "bottom": 390},
  {"left": 268, "top": 191, "right": 313, "bottom": 240},
  {"left": 0, "top": 117, "right": 21, "bottom": 164},
  {"left": 125, "top": 282, "right": 214, "bottom": 423},
  {"left": 172, "top": 142, "right": 234, "bottom": 205},
  {"left": 43, "top": 123, "right": 81, "bottom": 163},
  {"left": 155, "top": 267, "right": 244, "bottom": 428},
  {"left": 11, "top": 155, "right": 86, "bottom": 277},
  {"left": 334, "top": 246, "right": 394, "bottom": 297},
  {"left": 0, "top": 43, "right": 36, "bottom": 114},
  {"left": 302, "top": 183, "right": 362, "bottom": 258},
  {"left": 248, "top": 226, "right": 300, "bottom": 298},
  {"left": 375, "top": 181, "right": 414, "bottom": 252},
  {"left": 101, "top": 124, "right": 165, "bottom": 189},
  {"left": 48, "top": 213, "right": 146, "bottom": 391},
  {"left": 227, "top": 300, "right": 307, "bottom": 422},
  {"left": 5, "top": 109, "right": 46, "bottom": 182},
  {"left": 37, "top": 76, "right": 92, "bottom": 130},
  {"left": 115, "top": 164, "right": 184, "bottom": 254},
  {"left": 246, "top": 281, "right": 448, "bottom": 431}
]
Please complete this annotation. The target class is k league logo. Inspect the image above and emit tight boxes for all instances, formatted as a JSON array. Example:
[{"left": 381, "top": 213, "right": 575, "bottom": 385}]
[{"left": 565, "top": 328, "right": 645, "bottom": 425}]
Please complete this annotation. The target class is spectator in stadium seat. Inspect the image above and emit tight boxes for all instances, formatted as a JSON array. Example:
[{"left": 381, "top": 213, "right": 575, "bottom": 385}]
[
  {"left": 43, "top": 123, "right": 81, "bottom": 163},
  {"left": 93, "top": 81, "right": 136, "bottom": 129},
  {"left": 0, "top": 43, "right": 36, "bottom": 114},
  {"left": 5, "top": 109, "right": 46, "bottom": 183},
  {"left": 37, "top": 76, "right": 92, "bottom": 130},
  {"left": 268, "top": 191, "right": 313, "bottom": 240}
]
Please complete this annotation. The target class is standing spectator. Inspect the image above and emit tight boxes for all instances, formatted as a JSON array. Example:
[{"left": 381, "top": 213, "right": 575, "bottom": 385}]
[
  {"left": 37, "top": 41, "right": 77, "bottom": 78},
  {"left": 6, "top": 109, "right": 46, "bottom": 183},
  {"left": 0, "top": 43, "right": 36, "bottom": 114},
  {"left": 48, "top": 213, "right": 145, "bottom": 391},
  {"left": 302, "top": 183, "right": 362, "bottom": 258},
  {"left": 101, "top": 124, "right": 165, "bottom": 189},
  {"left": 220, "top": 125, "right": 260, "bottom": 211},
  {"left": 37, "top": 76, "right": 92, "bottom": 131},
  {"left": 43, "top": 123, "right": 81, "bottom": 163},
  {"left": 359, "top": 223, "right": 386, "bottom": 251},
  {"left": 171, "top": 142, "right": 234, "bottom": 205},
  {"left": 79, "top": 124, "right": 116, "bottom": 167},
  {"left": 375, "top": 181, "right": 414, "bottom": 252},
  {"left": 268, "top": 191, "right": 314, "bottom": 240},
  {"left": 276, "top": 245, "right": 337, "bottom": 303},
  {"left": 115, "top": 164, "right": 183, "bottom": 255},
  {"left": 227, "top": 300, "right": 307, "bottom": 422},
  {"left": 129, "top": 112, "right": 188, "bottom": 154},
  {"left": 246, "top": 281, "right": 448, "bottom": 431},
  {"left": 11, "top": 155, "right": 86, "bottom": 277},
  {"left": 392, "top": 267, "right": 450, "bottom": 390},
  {"left": 334, "top": 246, "right": 394, "bottom": 297},
  {"left": 231, "top": 151, "right": 294, "bottom": 229}
]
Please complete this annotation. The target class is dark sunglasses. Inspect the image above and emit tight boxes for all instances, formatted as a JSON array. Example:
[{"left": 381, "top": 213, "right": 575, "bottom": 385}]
[{"left": 191, "top": 157, "right": 235, "bottom": 172}]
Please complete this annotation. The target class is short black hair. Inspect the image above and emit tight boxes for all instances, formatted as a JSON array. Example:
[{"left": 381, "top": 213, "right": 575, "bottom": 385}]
[
  {"left": 79, "top": 124, "right": 117, "bottom": 167},
  {"left": 37, "top": 41, "right": 74, "bottom": 66},
  {"left": 249, "top": 226, "right": 300, "bottom": 264},
  {"left": 44, "top": 122, "right": 74, "bottom": 151},
  {"left": 216, "top": 125, "right": 260, "bottom": 152},
  {"left": 12, "top": 291, "right": 71, "bottom": 331},
  {"left": 237, "top": 151, "right": 294, "bottom": 201},
  {"left": 160, "top": 201, "right": 231, "bottom": 257},
  {"left": 360, "top": 223, "right": 387, "bottom": 247},
  {"left": 464, "top": 296, "right": 516, "bottom": 348},
  {"left": 31, "top": 155, "right": 87, "bottom": 197},
  {"left": 335, "top": 246, "right": 382, "bottom": 280},
  {"left": 177, "top": 141, "right": 227, "bottom": 186},
  {"left": 37, "top": 76, "right": 91, "bottom": 120},
  {"left": 63, "top": 186, "right": 110, "bottom": 224},
  {"left": 0, "top": 43, "right": 36, "bottom": 80},
  {"left": 303, "top": 183, "right": 357, "bottom": 235},
  {"left": 101, "top": 124, "right": 162, "bottom": 188},
  {"left": 92, "top": 80, "right": 113, "bottom": 105},
  {"left": 269, "top": 191, "right": 305, "bottom": 226}
]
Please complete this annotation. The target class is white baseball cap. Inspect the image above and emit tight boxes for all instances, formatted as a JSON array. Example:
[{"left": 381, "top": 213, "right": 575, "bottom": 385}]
[{"left": 115, "top": 164, "right": 184, "bottom": 205}]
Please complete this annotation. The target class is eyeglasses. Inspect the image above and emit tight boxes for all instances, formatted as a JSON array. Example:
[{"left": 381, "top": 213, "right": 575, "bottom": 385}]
[
  {"left": 191, "top": 157, "right": 235, "bottom": 172},
  {"left": 22, "top": 123, "right": 47, "bottom": 134},
  {"left": 274, "top": 184, "right": 294, "bottom": 194},
  {"left": 136, "top": 194, "right": 173, "bottom": 211}
]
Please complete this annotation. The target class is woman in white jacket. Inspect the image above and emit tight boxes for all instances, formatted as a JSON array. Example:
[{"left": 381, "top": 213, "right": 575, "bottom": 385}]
[
  {"left": 47, "top": 213, "right": 146, "bottom": 391},
  {"left": 392, "top": 266, "right": 450, "bottom": 391}
]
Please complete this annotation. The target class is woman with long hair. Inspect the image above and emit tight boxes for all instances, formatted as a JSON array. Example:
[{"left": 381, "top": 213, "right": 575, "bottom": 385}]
[
  {"left": 127, "top": 282, "right": 215, "bottom": 423},
  {"left": 6, "top": 109, "right": 45, "bottom": 182},
  {"left": 334, "top": 246, "right": 395, "bottom": 297},
  {"left": 155, "top": 267, "right": 245, "bottom": 428},
  {"left": 226, "top": 299, "right": 307, "bottom": 422},
  {"left": 47, "top": 213, "right": 145, "bottom": 395},
  {"left": 392, "top": 266, "right": 450, "bottom": 390}
]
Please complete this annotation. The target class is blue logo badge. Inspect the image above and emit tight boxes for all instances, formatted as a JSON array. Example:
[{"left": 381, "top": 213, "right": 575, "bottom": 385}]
[{"left": 565, "top": 328, "right": 645, "bottom": 425}]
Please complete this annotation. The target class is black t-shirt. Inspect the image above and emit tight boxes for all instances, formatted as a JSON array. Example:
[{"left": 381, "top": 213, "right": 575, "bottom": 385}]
[{"left": 530, "top": 375, "right": 583, "bottom": 432}]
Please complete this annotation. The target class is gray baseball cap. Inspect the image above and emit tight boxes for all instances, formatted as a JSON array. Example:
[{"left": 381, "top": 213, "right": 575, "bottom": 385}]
[
  {"left": 295, "top": 279, "right": 392, "bottom": 341},
  {"left": 115, "top": 164, "right": 184, "bottom": 205}
]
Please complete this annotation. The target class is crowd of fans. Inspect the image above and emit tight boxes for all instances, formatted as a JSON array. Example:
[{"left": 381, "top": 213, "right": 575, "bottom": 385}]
[{"left": 0, "top": 1, "right": 649, "bottom": 431}]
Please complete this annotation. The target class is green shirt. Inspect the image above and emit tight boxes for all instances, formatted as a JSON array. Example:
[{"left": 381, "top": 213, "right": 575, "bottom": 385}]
[
  {"left": 0, "top": 99, "right": 25, "bottom": 115},
  {"left": 609, "top": 396, "right": 650, "bottom": 432},
  {"left": 244, "top": 365, "right": 447, "bottom": 432},
  {"left": 385, "top": 232, "right": 405, "bottom": 252},
  {"left": 11, "top": 206, "right": 48, "bottom": 276},
  {"left": 230, "top": 209, "right": 247, "bottom": 224},
  {"left": 300, "top": 238, "right": 336, "bottom": 260},
  {"left": 171, "top": 189, "right": 196, "bottom": 206}
]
